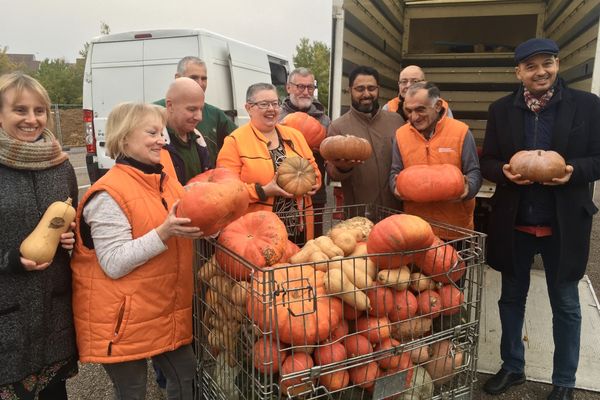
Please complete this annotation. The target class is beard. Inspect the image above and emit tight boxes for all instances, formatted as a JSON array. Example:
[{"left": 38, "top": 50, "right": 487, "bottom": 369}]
[
  {"left": 352, "top": 98, "right": 379, "bottom": 113},
  {"left": 290, "top": 95, "right": 313, "bottom": 111}
]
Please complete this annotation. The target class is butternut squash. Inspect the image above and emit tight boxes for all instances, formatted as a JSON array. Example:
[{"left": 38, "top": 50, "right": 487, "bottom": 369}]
[
  {"left": 376, "top": 266, "right": 411, "bottom": 291},
  {"left": 324, "top": 268, "right": 370, "bottom": 311},
  {"left": 20, "top": 197, "right": 76, "bottom": 264}
]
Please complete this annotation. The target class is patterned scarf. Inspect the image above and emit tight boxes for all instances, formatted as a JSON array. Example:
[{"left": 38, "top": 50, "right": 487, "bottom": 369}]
[
  {"left": 0, "top": 127, "right": 68, "bottom": 170},
  {"left": 523, "top": 86, "right": 554, "bottom": 113}
]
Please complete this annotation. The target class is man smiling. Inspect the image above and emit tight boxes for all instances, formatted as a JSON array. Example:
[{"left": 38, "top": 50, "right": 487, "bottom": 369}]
[{"left": 480, "top": 38, "right": 600, "bottom": 400}]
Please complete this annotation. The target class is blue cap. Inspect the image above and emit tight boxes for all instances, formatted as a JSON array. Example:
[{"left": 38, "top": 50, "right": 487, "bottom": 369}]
[{"left": 514, "top": 38, "right": 559, "bottom": 64}]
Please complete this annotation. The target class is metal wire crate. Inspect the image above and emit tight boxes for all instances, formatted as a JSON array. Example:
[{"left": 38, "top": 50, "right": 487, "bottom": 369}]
[{"left": 193, "top": 203, "right": 486, "bottom": 400}]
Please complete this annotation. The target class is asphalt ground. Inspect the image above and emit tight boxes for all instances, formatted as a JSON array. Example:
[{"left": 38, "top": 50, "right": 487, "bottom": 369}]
[{"left": 66, "top": 148, "right": 600, "bottom": 400}]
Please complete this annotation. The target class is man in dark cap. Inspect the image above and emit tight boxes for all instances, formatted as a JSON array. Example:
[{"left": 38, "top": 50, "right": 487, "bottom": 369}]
[{"left": 480, "top": 38, "right": 600, "bottom": 400}]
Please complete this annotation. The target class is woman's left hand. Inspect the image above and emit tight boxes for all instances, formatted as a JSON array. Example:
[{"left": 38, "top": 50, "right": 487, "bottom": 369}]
[{"left": 60, "top": 222, "right": 76, "bottom": 250}]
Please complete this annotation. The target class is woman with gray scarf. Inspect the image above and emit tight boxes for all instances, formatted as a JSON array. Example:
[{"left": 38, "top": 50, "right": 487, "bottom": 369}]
[{"left": 0, "top": 72, "right": 78, "bottom": 399}]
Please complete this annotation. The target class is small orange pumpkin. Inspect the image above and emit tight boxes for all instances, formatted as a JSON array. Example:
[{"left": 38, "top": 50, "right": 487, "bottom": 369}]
[
  {"left": 276, "top": 157, "right": 317, "bottom": 195},
  {"left": 509, "top": 150, "right": 566, "bottom": 182},
  {"left": 281, "top": 112, "right": 326, "bottom": 150},
  {"left": 319, "top": 135, "right": 373, "bottom": 161},
  {"left": 396, "top": 164, "right": 464, "bottom": 202}
]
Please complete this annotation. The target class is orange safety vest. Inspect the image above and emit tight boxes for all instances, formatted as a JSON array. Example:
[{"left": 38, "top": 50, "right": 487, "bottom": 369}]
[
  {"left": 217, "top": 122, "right": 322, "bottom": 239},
  {"left": 71, "top": 164, "right": 193, "bottom": 363},
  {"left": 395, "top": 116, "right": 475, "bottom": 236},
  {"left": 386, "top": 97, "right": 402, "bottom": 113}
]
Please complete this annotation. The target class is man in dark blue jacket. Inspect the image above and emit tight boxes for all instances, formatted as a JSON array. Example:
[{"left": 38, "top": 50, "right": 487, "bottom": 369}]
[{"left": 480, "top": 38, "right": 600, "bottom": 400}]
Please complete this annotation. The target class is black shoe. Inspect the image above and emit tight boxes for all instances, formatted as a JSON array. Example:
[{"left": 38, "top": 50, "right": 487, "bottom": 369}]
[
  {"left": 547, "top": 386, "right": 574, "bottom": 400},
  {"left": 483, "top": 369, "right": 526, "bottom": 395}
]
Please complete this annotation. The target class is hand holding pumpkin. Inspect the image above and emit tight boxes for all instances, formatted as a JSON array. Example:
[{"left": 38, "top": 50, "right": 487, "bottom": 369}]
[
  {"left": 59, "top": 222, "right": 76, "bottom": 250},
  {"left": 20, "top": 257, "right": 51, "bottom": 271},
  {"left": 262, "top": 173, "right": 294, "bottom": 199},
  {"left": 502, "top": 164, "right": 533, "bottom": 185},
  {"left": 156, "top": 201, "right": 204, "bottom": 242},
  {"left": 543, "top": 165, "right": 573, "bottom": 186}
]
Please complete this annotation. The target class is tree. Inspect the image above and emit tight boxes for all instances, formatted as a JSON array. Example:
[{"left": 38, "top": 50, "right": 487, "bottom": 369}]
[
  {"left": 293, "top": 38, "right": 331, "bottom": 110},
  {"left": 35, "top": 59, "right": 83, "bottom": 104},
  {"left": 79, "top": 21, "right": 111, "bottom": 59},
  {"left": 0, "top": 46, "right": 20, "bottom": 76}
]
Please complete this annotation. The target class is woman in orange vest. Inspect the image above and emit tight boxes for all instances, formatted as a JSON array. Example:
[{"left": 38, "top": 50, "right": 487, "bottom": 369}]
[
  {"left": 70, "top": 102, "right": 204, "bottom": 400},
  {"left": 217, "top": 82, "right": 321, "bottom": 242}
]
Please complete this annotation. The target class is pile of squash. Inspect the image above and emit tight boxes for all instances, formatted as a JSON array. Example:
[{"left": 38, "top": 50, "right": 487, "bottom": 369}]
[{"left": 198, "top": 211, "right": 470, "bottom": 398}]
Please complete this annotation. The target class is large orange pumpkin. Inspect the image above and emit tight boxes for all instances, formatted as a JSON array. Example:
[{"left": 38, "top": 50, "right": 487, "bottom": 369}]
[
  {"left": 396, "top": 164, "right": 464, "bottom": 202},
  {"left": 509, "top": 150, "right": 567, "bottom": 182},
  {"left": 253, "top": 336, "right": 288, "bottom": 374},
  {"left": 176, "top": 168, "right": 249, "bottom": 235},
  {"left": 416, "top": 237, "right": 466, "bottom": 284},
  {"left": 216, "top": 211, "right": 288, "bottom": 280},
  {"left": 281, "top": 112, "right": 326, "bottom": 150},
  {"left": 319, "top": 135, "right": 373, "bottom": 161},
  {"left": 276, "top": 157, "right": 317, "bottom": 196},
  {"left": 247, "top": 264, "right": 343, "bottom": 345},
  {"left": 280, "top": 352, "right": 315, "bottom": 396},
  {"left": 367, "top": 214, "right": 435, "bottom": 269}
]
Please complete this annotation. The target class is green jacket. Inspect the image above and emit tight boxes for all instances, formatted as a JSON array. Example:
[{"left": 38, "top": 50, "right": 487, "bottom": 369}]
[{"left": 154, "top": 99, "right": 237, "bottom": 166}]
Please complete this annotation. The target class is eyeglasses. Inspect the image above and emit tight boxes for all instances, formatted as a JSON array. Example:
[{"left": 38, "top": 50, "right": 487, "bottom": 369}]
[
  {"left": 249, "top": 100, "right": 281, "bottom": 109},
  {"left": 352, "top": 85, "right": 379, "bottom": 93},
  {"left": 399, "top": 78, "right": 424, "bottom": 86},
  {"left": 289, "top": 82, "right": 316, "bottom": 92}
]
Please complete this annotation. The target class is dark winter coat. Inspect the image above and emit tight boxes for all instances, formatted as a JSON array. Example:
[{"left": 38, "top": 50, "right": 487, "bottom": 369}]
[
  {"left": 0, "top": 160, "right": 79, "bottom": 385},
  {"left": 480, "top": 79, "right": 600, "bottom": 282}
]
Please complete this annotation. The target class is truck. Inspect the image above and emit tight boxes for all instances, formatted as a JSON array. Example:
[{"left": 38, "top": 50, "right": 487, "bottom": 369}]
[
  {"left": 82, "top": 28, "right": 291, "bottom": 183},
  {"left": 329, "top": 0, "right": 600, "bottom": 231}
]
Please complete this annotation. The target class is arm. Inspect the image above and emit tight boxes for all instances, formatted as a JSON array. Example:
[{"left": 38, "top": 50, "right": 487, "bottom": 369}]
[
  {"left": 480, "top": 104, "right": 511, "bottom": 184},
  {"left": 83, "top": 191, "right": 167, "bottom": 279},
  {"left": 217, "top": 135, "right": 263, "bottom": 202},
  {"left": 461, "top": 130, "right": 483, "bottom": 199},
  {"left": 389, "top": 135, "right": 404, "bottom": 196}
]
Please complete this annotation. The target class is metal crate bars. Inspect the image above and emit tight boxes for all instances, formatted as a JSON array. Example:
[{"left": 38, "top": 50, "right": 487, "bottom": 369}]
[{"left": 193, "top": 203, "right": 486, "bottom": 400}]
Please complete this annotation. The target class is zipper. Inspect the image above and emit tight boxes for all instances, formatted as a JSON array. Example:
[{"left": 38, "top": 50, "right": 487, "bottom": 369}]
[
  {"left": 159, "top": 172, "right": 168, "bottom": 211},
  {"left": 533, "top": 113, "right": 539, "bottom": 148},
  {"left": 107, "top": 298, "right": 127, "bottom": 356}
]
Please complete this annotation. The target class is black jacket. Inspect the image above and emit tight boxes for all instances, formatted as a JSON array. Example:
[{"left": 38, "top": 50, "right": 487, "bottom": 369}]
[{"left": 480, "top": 78, "right": 600, "bottom": 282}]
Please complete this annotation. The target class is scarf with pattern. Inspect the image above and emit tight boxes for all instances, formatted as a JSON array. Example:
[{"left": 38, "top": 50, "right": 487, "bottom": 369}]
[
  {"left": 0, "top": 127, "right": 68, "bottom": 170},
  {"left": 523, "top": 86, "right": 554, "bottom": 113}
]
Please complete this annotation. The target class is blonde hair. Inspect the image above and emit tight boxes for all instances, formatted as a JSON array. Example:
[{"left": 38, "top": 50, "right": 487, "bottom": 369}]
[
  {"left": 0, "top": 71, "right": 53, "bottom": 127},
  {"left": 105, "top": 102, "right": 167, "bottom": 159}
]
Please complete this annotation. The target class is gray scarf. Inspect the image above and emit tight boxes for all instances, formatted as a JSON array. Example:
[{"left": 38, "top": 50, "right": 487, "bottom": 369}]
[{"left": 0, "top": 127, "right": 68, "bottom": 170}]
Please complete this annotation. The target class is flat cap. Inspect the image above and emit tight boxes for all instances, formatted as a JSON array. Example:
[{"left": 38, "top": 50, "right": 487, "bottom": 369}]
[{"left": 514, "top": 38, "right": 559, "bottom": 63}]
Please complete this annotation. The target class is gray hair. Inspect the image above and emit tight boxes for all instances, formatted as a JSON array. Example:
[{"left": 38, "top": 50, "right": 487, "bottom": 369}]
[
  {"left": 406, "top": 81, "right": 440, "bottom": 105},
  {"left": 176, "top": 56, "right": 206, "bottom": 75},
  {"left": 288, "top": 67, "right": 314, "bottom": 83},
  {"left": 246, "top": 83, "right": 277, "bottom": 102}
]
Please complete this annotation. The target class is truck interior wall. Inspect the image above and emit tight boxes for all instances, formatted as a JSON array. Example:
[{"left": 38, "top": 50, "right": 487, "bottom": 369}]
[{"left": 544, "top": 0, "right": 600, "bottom": 91}]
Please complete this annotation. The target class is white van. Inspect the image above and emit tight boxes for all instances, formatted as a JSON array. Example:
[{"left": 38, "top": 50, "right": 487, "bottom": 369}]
[{"left": 82, "top": 28, "right": 291, "bottom": 182}]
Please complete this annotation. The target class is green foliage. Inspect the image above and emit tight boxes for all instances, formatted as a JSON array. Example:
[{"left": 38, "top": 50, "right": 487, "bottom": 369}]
[
  {"left": 34, "top": 59, "right": 83, "bottom": 104},
  {"left": 0, "top": 46, "right": 21, "bottom": 76},
  {"left": 293, "top": 38, "right": 331, "bottom": 110},
  {"left": 79, "top": 21, "right": 111, "bottom": 59}
]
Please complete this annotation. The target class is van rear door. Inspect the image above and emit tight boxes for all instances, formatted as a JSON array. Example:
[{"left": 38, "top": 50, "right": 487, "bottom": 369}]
[
  {"left": 227, "top": 42, "right": 272, "bottom": 125},
  {"left": 90, "top": 40, "right": 144, "bottom": 171}
]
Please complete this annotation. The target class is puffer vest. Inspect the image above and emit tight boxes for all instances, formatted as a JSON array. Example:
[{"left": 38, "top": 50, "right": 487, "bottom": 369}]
[
  {"left": 71, "top": 164, "right": 193, "bottom": 363},
  {"left": 395, "top": 115, "right": 475, "bottom": 236}
]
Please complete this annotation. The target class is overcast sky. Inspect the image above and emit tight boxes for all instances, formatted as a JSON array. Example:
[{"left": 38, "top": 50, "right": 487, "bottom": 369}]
[{"left": 0, "top": 0, "right": 332, "bottom": 63}]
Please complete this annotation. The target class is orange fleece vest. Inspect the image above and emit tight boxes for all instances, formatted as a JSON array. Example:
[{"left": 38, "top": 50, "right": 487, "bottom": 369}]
[
  {"left": 395, "top": 116, "right": 475, "bottom": 236},
  {"left": 217, "top": 122, "right": 322, "bottom": 239},
  {"left": 71, "top": 164, "right": 193, "bottom": 363}
]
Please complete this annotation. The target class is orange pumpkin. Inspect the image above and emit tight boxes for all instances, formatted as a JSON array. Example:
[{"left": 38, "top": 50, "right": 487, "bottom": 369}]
[
  {"left": 366, "top": 286, "right": 395, "bottom": 317},
  {"left": 247, "top": 264, "right": 343, "bottom": 345},
  {"left": 330, "top": 319, "right": 350, "bottom": 342},
  {"left": 356, "top": 316, "right": 392, "bottom": 344},
  {"left": 396, "top": 164, "right": 464, "bottom": 202},
  {"left": 376, "top": 338, "right": 412, "bottom": 372},
  {"left": 319, "top": 370, "right": 350, "bottom": 392},
  {"left": 349, "top": 361, "right": 379, "bottom": 389},
  {"left": 388, "top": 290, "right": 418, "bottom": 322},
  {"left": 416, "top": 237, "right": 466, "bottom": 283},
  {"left": 509, "top": 150, "right": 567, "bottom": 182},
  {"left": 344, "top": 333, "right": 373, "bottom": 358},
  {"left": 280, "top": 352, "right": 315, "bottom": 396},
  {"left": 177, "top": 168, "right": 249, "bottom": 236},
  {"left": 319, "top": 135, "right": 373, "bottom": 161},
  {"left": 282, "top": 240, "right": 301, "bottom": 262},
  {"left": 313, "top": 341, "right": 347, "bottom": 365},
  {"left": 438, "top": 285, "right": 464, "bottom": 316},
  {"left": 424, "top": 340, "right": 463, "bottom": 384},
  {"left": 253, "top": 336, "right": 287, "bottom": 374},
  {"left": 367, "top": 214, "right": 435, "bottom": 269},
  {"left": 416, "top": 289, "right": 442, "bottom": 318},
  {"left": 216, "top": 211, "right": 288, "bottom": 280},
  {"left": 276, "top": 157, "right": 317, "bottom": 195},
  {"left": 281, "top": 112, "right": 326, "bottom": 150}
]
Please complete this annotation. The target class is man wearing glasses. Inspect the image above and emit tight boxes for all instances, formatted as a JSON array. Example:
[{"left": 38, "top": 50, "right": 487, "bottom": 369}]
[
  {"left": 326, "top": 65, "right": 404, "bottom": 212},
  {"left": 384, "top": 65, "right": 453, "bottom": 120},
  {"left": 279, "top": 67, "right": 330, "bottom": 235}
]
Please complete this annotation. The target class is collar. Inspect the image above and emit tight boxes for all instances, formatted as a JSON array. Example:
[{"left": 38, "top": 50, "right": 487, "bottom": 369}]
[
  {"left": 116, "top": 157, "right": 164, "bottom": 175},
  {"left": 166, "top": 125, "right": 196, "bottom": 145}
]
